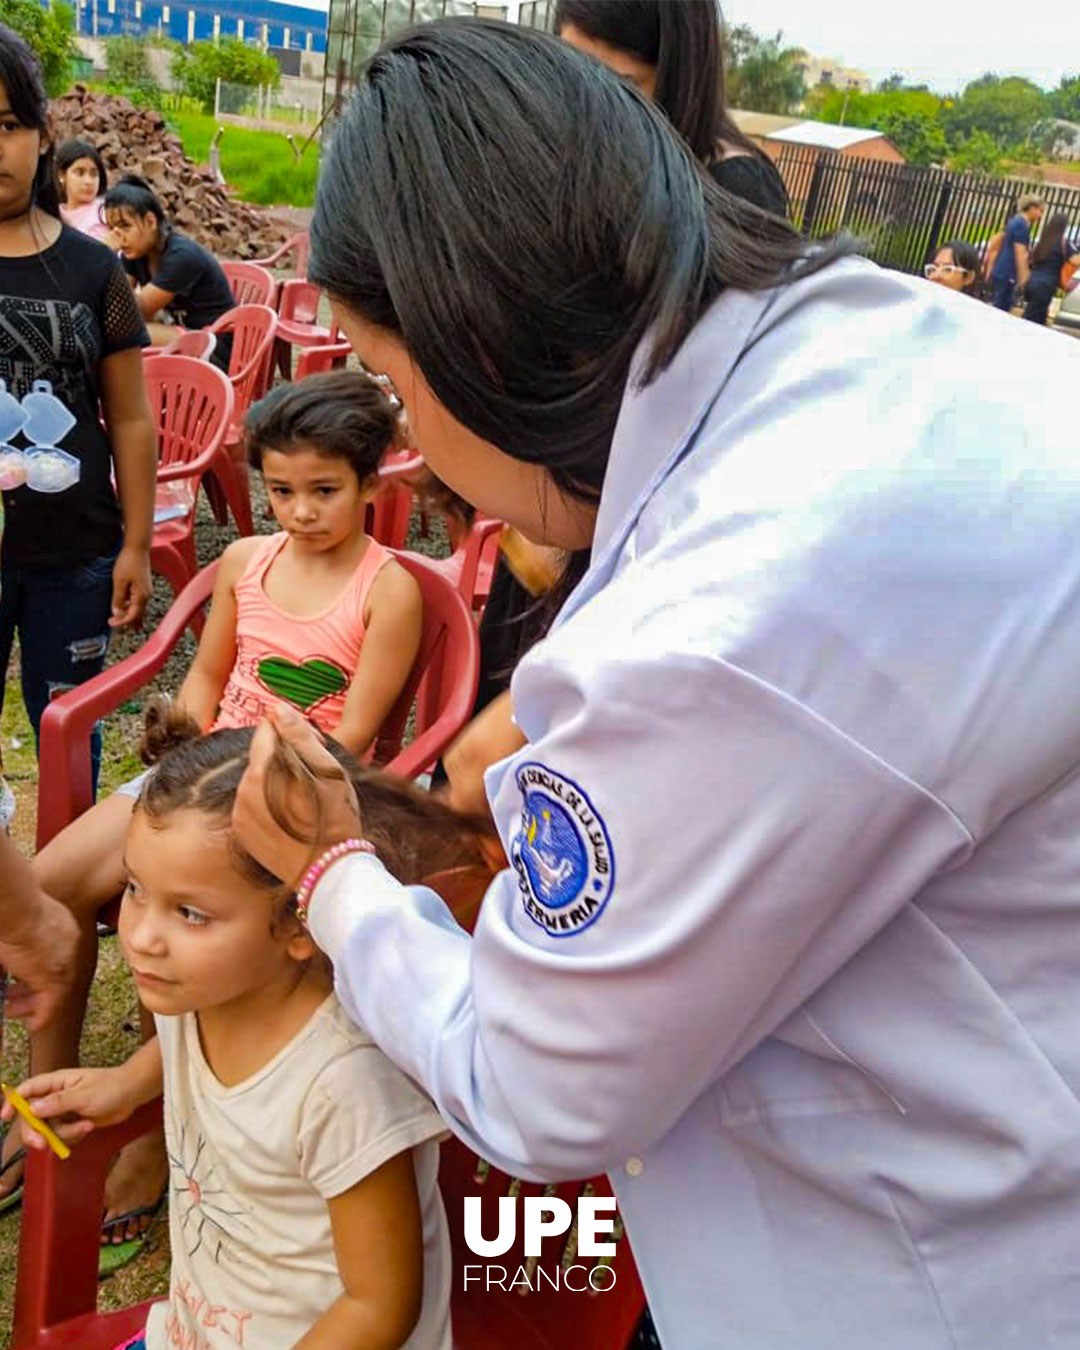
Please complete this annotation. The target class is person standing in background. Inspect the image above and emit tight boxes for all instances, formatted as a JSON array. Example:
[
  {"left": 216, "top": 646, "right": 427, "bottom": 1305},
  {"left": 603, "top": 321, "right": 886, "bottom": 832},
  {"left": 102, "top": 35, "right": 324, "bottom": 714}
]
[
  {"left": 1023, "top": 212, "right": 1080, "bottom": 326},
  {"left": 989, "top": 193, "right": 1044, "bottom": 311}
]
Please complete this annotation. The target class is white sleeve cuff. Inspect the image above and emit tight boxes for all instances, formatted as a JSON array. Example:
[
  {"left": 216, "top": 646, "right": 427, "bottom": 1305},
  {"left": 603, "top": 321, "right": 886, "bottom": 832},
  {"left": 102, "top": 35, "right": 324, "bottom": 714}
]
[{"left": 306, "top": 852, "right": 405, "bottom": 959}]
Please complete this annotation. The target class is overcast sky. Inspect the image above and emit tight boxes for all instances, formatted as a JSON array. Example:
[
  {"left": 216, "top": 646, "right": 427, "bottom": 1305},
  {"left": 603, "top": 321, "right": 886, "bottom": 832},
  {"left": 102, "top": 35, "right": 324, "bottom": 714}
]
[{"left": 721, "top": 1, "right": 1071, "bottom": 94}]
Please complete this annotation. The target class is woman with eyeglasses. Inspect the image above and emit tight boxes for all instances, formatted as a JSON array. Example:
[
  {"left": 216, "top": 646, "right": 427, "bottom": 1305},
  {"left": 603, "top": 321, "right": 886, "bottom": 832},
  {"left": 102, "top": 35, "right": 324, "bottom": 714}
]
[{"left": 924, "top": 241, "right": 983, "bottom": 298}]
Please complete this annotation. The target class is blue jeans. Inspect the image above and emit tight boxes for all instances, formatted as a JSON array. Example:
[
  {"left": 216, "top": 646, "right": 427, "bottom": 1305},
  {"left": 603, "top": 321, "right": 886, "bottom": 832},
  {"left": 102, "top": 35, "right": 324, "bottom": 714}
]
[
  {"left": 0, "top": 550, "right": 116, "bottom": 795},
  {"left": 991, "top": 277, "right": 1016, "bottom": 311}
]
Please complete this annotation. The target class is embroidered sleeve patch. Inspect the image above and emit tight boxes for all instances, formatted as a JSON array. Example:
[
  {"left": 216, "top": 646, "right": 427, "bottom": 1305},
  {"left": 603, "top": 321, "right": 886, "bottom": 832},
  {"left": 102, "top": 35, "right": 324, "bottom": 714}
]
[{"left": 511, "top": 763, "right": 614, "bottom": 937}]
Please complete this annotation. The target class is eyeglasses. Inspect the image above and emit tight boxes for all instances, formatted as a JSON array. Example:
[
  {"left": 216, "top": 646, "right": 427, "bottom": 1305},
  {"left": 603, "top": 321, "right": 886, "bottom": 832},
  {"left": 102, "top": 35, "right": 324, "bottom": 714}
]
[{"left": 924, "top": 263, "right": 970, "bottom": 279}]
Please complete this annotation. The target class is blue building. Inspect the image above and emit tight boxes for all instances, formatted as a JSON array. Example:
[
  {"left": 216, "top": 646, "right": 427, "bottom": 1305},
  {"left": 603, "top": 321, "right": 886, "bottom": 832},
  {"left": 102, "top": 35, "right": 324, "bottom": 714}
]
[{"left": 69, "top": 0, "right": 330, "bottom": 54}]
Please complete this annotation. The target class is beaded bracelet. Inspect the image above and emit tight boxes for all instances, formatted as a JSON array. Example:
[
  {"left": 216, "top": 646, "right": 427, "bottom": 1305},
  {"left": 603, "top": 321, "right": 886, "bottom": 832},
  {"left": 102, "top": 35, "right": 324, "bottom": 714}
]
[{"left": 295, "top": 838, "right": 376, "bottom": 924}]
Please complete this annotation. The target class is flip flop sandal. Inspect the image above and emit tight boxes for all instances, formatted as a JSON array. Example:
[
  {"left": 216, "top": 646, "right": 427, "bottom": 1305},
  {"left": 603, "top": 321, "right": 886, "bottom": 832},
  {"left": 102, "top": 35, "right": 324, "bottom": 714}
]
[
  {"left": 98, "top": 1193, "right": 166, "bottom": 1278},
  {"left": 0, "top": 1143, "right": 26, "bottom": 1215}
]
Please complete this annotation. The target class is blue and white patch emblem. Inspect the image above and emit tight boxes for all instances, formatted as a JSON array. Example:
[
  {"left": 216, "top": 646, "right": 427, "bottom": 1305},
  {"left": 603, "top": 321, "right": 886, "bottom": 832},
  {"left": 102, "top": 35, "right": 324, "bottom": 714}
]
[{"left": 511, "top": 762, "right": 614, "bottom": 937}]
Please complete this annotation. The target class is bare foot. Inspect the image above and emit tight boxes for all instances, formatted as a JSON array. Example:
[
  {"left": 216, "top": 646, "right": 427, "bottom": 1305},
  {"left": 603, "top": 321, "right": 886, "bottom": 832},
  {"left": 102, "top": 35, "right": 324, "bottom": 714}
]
[{"left": 102, "top": 1128, "right": 169, "bottom": 1244}]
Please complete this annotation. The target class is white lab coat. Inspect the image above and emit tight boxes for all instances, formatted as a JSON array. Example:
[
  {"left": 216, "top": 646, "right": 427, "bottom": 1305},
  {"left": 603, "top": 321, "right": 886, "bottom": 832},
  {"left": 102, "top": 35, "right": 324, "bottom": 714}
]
[{"left": 311, "top": 256, "right": 1080, "bottom": 1349}]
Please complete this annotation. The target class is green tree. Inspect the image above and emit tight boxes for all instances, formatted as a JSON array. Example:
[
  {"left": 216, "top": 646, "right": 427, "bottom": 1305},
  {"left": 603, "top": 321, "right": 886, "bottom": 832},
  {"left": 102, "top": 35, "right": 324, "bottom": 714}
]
[
  {"left": 945, "top": 75, "right": 1047, "bottom": 150},
  {"left": 3, "top": 0, "right": 78, "bottom": 97},
  {"left": 804, "top": 85, "right": 950, "bottom": 165},
  {"left": 105, "top": 35, "right": 161, "bottom": 106},
  {"left": 171, "top": 38, "right": 280, "bottom": 113},
  {"left": 725, "top": 25, "right": 807, "bottom": 115},
  {"left": 1048, "top": 74, "right": 1080, "bottom": 123},
  {"left": 947, "top": 130, "right": 1003, "bottom": 175}
]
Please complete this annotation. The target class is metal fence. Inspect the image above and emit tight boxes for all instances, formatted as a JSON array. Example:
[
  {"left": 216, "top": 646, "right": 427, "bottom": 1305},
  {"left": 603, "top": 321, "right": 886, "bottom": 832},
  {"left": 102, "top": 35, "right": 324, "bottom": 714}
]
[
  {"left": 773, "top": 145, "right": 1080, "bottom": 275},
  {"left": 214, "top": 79, "right": 322, "bottom": 130}
]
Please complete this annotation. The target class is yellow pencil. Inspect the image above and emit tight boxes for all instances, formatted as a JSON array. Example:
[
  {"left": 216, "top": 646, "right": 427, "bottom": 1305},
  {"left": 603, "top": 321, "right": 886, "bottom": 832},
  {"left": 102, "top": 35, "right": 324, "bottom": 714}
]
[{"left": 1, "top": 1082, "right": 71, "bottom": 1161}]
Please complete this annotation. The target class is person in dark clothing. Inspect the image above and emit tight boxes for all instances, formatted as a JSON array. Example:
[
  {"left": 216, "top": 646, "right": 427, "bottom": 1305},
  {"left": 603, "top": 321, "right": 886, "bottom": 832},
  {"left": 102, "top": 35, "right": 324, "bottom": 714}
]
[
  {"left": 104, "top": 175, "right": 235, "bottom": 367},
  {"left": 1023, "top": 212, "right": 1080, "bottom": 326},
  {"left": 989, "top": 194, "right": 1044, "bottom": 312},
  {"left": 555, "top": 0, "right": 789, "bottom": 217}
]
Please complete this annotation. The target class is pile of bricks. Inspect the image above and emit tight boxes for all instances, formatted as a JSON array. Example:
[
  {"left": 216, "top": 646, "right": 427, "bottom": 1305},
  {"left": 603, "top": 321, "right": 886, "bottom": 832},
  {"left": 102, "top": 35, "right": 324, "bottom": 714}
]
[{"left": 51, "top": 87, "right": 289, "bottom": 259}]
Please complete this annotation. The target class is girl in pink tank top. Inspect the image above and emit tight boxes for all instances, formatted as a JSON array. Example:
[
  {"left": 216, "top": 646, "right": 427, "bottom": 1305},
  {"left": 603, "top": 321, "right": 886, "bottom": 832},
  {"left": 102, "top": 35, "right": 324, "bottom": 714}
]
[
  {"left": 22, "top": 373, "right": 424, "bottom": 1247},
  {"left": 176, "top": 370, "right": 424, "bottom": 756}
]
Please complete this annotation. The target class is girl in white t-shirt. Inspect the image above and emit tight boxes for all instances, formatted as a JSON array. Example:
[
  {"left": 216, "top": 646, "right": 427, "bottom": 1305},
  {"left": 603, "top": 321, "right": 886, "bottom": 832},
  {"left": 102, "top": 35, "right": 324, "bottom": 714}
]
[{"left": 6, "top": 705, "right": 496, "bottom": 1350}]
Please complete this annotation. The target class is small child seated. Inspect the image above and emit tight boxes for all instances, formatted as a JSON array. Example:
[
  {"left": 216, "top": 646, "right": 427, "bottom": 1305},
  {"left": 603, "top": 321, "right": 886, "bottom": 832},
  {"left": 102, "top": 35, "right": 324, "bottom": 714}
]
[
  {"left": 8, "top": 707, "right": 497, "bottom": 1348},
  {"left": 9, "top": 371, "right": 423, "bottom": 1260}
]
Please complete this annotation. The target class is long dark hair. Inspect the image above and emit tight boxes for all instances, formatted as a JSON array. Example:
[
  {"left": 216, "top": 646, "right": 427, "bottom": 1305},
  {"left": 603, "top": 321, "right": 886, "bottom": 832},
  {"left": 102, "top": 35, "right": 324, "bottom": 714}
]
[
  {"left": 1032, "top": 212, "right": 1070, "bottom": 267},
  {"left": 311, "top": 18, "right": 830, "bottom": 516},
  {"left": 56, "top": 138, "right": 108, "bottom": 200},
  {"left": 553, "top": 0, "right": 758, "bottom": 166},
  {"left": 0, "top": 22, "right": 60, "bottom": 219}
]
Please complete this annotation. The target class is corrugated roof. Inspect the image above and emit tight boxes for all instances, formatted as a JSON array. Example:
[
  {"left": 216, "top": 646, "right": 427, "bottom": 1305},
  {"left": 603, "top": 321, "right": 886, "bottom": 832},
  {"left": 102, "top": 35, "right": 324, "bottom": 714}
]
[
  {"left": 729, "top": 110, "right": 802, "bottom": 137},
  {"left": 767, "top": 121, "right": 887, "bottom": 150}
]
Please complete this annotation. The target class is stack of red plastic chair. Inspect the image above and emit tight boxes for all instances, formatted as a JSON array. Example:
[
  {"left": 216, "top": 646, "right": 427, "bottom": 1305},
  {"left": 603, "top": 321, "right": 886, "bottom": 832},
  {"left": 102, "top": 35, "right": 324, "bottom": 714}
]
[
  {"left": 205, "top": 303, "right": 278, "bottom": 535},
  {"left": 145, "top": 355, "right": 235, "bottom": 604}
]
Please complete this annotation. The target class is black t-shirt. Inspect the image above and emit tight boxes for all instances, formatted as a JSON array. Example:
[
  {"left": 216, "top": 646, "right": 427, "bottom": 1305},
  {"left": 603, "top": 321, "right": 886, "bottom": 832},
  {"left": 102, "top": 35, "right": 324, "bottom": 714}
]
[
  {"left": 1030, "top": 241, "right": 1067, "bottom": 289},
  {"left": 709, "top": 154, "right": 790, "bottom": 218},
  {"left": 123, "top": 229, "right": 236, "bottom": 331},
  {"left": 0, "top": 226, "right": 148, "bottom": 568}
]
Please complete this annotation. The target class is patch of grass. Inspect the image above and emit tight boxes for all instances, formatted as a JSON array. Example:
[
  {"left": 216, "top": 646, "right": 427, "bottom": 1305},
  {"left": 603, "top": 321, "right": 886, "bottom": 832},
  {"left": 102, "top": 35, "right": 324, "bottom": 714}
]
[{"left": 168, "top": 108, "right": 320, "bottom": 207}]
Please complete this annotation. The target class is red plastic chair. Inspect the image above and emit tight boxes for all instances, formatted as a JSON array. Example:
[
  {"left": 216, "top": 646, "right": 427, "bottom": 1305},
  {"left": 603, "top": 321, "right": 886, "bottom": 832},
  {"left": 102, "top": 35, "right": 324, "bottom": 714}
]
[
  {"left": 210, "top": 303, "right": 278, "bottom": 430},
  {"left": 431, "top": 515, "right": 503, "bottom": 612},
  {"left": 206, "top": 304, "right": 278, "bottom": 534},
  {"left": 294, "top": 340, "right": 353, "bottom": 380},
  {"left": 221, "top": 260, "right": 277, "bottom": 308},
  {"left": 145, "top": 355, "right": 236, "bottom": 601},
  {"left": 35, "top": 550, "right": 479, "bottom": 850},
  {"left": 252, "top": 230, "right": 310, "bottom": 280},
  {"left": 365, "top": 450, "right": 423, "bottom": 550},
  {"left": 11, "top": 1101, "right": 164, "bottom": 1349},
  {"left": 142, "top": 328, "right": 217, "bottom": 362},
  {"left": 276, "top": 278, "right": 340, "bottom": 349}
]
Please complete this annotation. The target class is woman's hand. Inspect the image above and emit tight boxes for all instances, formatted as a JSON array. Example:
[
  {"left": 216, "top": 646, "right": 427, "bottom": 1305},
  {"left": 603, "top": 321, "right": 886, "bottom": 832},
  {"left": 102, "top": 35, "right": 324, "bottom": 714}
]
[
  {"left": 0, "top": 888, "right": 79, "bottom": 1033},
  {"left": 233, "top": 707, "right": 363, "bottom": 890},
  {"left": 110, "top": 544, "right": 152, "bottom": 629},
  {"left": 443, "top": 690, "right": 526, "bottom": 819},
  {"left": 0, "top": 1066, "right": 137, "bottom": 1151}
]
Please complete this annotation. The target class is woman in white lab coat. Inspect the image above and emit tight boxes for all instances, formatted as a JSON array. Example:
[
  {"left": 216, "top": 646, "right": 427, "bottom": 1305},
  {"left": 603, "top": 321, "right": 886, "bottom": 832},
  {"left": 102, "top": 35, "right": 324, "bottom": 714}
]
[{"left": 233, "top": 20, "right": 1080, "bottom": 1350}]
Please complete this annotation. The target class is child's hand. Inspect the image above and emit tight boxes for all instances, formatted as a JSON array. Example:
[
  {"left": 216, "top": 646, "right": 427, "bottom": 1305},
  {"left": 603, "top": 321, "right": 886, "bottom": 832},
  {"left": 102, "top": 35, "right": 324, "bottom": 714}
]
[{"left": 0, "top": 1067, "right": 137, "bottom": 1151}]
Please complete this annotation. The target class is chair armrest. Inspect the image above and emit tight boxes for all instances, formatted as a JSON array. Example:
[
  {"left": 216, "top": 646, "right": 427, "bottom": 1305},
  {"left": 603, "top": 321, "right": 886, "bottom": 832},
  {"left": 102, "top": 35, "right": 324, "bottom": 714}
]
[
  {"left": 13, "top": 1099, "right": 163, "bottom": 1345},
  {"left": 36, "top": 564, "right": 219, "bottom": 848}
]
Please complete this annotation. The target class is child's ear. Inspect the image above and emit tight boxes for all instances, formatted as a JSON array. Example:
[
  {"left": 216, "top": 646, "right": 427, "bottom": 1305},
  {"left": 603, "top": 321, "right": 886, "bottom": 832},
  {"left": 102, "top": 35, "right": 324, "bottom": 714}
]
[{"left": 284, "top": 923, "right": 319, "bottom": 962}]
